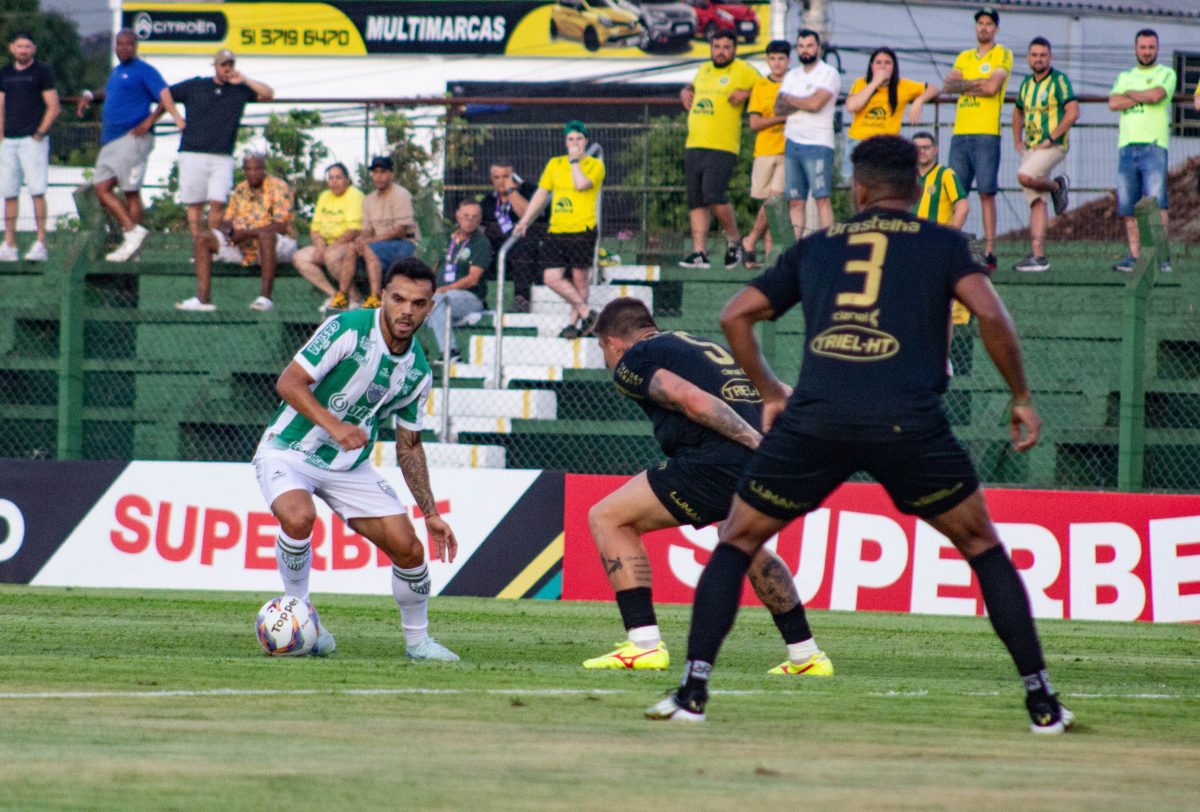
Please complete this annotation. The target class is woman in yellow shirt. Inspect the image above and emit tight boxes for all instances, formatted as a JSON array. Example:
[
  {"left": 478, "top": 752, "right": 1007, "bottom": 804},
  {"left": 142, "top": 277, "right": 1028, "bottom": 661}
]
[{"left": 845, "top": 48, "right": 940, "bottom": 141}]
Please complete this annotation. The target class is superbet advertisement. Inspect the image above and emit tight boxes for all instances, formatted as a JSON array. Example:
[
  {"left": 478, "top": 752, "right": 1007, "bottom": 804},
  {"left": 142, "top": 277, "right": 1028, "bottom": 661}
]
[{"left": 562, "top": 475, "right": 1200, "bottom": 623}]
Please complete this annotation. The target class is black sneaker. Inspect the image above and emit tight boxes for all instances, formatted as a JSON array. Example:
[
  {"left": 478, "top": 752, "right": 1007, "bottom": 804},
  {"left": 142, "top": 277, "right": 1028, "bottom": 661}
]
[
  {"left": 985, "top": 252, "right": 998, "bottom": 271},
  {"left": 510, "top": 294, "right": 530, "bottom": 314},
  {"left": 580, "top": 309, "right": 600, "bottom": 337},
  {"left": 1026, "top": 691, "right": 1075, "bottom": 735},
  {"left": 559, "top": 320, "right": 583, "bottom": 339},
  {"left": 679, "top": 251, "right": 710, "bottom": 269},
  {"left": 1051, "top": 175, "right": 1070, "bottom": 216},
  {"left": 447, "top": 348, "right": 463, "bottom": 365},
  {"left": 1013, "top": 255, "right": 1050, "bottom": 273},
  {"left": 723, "top": 241, "right": 743, "bottom": 269}
]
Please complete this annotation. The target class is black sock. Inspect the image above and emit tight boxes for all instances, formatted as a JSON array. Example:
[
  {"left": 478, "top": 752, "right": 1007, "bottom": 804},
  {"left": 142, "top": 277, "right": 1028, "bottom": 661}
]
[
  {"left": 685, "top": 544, "right": 753, "bottom": 681},
  {"left": 969, "top": 545, "right": 1047, "bottom": 678},
  {"left": 771, "top": 603, "right": 813, "bottom": 645},
  {"left": 615, "top": 587, "right": 656, "bottom": 632}
]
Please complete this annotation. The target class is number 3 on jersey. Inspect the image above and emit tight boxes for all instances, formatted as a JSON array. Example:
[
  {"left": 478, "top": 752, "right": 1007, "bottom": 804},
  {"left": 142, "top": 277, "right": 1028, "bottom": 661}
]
[{"left": 837, "top": 233, "right": 888, "bottom": 308}]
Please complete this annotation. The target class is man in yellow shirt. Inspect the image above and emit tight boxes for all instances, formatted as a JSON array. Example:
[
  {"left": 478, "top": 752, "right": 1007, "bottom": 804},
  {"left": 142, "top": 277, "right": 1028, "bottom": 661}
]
[
  {"left": 292, "top": 162, "right": 365, "bottom": 311},
  {"left": 741, "top": 39, "right": 790, "bottom": 269},
  {"left": 679, "top": 30, "right": 761, "bottom": 269},
  {"left": 943, "top": 6, "right": 1012, "bottom": 270}
]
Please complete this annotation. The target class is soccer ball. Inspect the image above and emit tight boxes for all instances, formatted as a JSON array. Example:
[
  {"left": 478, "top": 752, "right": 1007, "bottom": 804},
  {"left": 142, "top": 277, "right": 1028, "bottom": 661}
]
[{"left": 255, "top": 595, "right": 318, "bottom": 656}]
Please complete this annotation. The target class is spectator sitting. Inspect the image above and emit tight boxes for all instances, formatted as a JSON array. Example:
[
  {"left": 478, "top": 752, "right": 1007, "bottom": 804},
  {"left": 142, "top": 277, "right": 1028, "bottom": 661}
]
[
  {"left": 427, "top": 199, "right": 492, "bottom": 364},
  {"left": 353, "top": 154, "right": 420, "bottom": 309},
  {"left": 479, "top": 158, "right": 545, "bottom": 313},
  {"left": 292, "top": 162, "right": 363, "bottom": 312},
  {"left": 176, "top": 153, "right": 296, "bottom": 312}
]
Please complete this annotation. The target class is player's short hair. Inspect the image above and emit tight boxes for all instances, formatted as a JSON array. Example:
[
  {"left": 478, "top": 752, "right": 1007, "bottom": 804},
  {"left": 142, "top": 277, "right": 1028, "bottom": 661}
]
[
  {"left": 325, "top": 162, "right": 350, "bottom": 180},
  {"left": 1135, "top": 28, "right": 1158, "bottom": 42},
  {"left": 796, "top": 28, "right": 821, "bottom": 46},
  {"left": 10, "top": 31, "right": 34, "bottom": 44},
  {"left": 851, "top": 136, "right": 918, "bottom": 199},
  {"left": 594, "top": 297, "right": 656, "bottom": 340},
  {"left": 911, "top": 130, "right": 936, "bottom": 145},
  {"left": 383, "top": 257, "right": 436, "bottom": 291},
  {"left": 765, "top": 39, "right": 791, "bottom": 56},
  {"left": 1028, "top": 36, "right": 1051, "bottom": 51},
  {"left": 490, "top": 157, "right": 514, "bottom": 170},
  {"left": 710, "top": 29, "right": 737, "bottom": 45},
  {"left": 457, "top": 198, "right": 482, "bottom": 212}
]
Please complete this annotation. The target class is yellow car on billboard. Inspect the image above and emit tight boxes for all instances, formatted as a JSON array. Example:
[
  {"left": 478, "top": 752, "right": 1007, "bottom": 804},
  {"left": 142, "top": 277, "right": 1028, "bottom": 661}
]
[{"left": 550, "top": 0, "right": 642, "bottom": 51}]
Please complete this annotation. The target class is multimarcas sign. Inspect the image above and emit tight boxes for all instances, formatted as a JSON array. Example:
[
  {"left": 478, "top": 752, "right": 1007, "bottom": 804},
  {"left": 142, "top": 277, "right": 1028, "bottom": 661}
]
[{"left": 121, "top": 0, "right": 770, "bottom": 58}]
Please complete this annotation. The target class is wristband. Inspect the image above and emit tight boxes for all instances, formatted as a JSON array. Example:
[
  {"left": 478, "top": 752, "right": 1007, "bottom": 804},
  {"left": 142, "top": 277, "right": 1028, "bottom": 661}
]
[{"left": 1011, "top": 397, "right": 1033, "bottom": 408}]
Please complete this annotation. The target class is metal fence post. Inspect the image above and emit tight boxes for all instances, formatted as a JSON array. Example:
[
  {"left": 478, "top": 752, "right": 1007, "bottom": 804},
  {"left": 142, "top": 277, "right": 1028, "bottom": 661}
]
[
  {"left": 56, "top": 234, "right": 90, "bottom": 459},
  {"left": 492, "top": 232, "right": 520, "bottom": 390},
  {"left": 439, "top": 297, "right": 452, "bottom": 441}
]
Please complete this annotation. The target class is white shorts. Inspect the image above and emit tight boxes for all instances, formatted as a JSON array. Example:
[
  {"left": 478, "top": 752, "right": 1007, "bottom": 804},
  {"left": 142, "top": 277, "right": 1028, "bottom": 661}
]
[
  {"left": 213, "top": 228, "right": 298, "bottom": 265},
  {"left": 1018, "top": 145, "right": 1068, "bottom": 205},
  {"left": 93, "top": 131, "right": 155, "bottom": 190},
  {"left": 179, "top": 151, "right": 235, "bottom": 205},
  {"left": 0, "top": 136, "right": 50, "bottom": 197},
  {"left": 253, "top": 443, "right": 406, "bottom": 521}
]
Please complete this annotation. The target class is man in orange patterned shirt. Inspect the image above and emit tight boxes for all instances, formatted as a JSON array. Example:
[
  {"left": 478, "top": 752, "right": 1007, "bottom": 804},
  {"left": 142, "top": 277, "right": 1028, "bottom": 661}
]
[{"left": 176, "top": 152, "right": 296, "bottom": 312}]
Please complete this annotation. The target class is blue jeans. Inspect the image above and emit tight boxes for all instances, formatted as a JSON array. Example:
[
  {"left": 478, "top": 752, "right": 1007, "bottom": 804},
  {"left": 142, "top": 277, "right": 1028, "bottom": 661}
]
[
  {"left": 1116, "top": 144, "right": 1168, "bottom": 216},
  {"left": 428, "top": 289, "right": 484, "bottom": 354},
  {"left": 948, "top": 134, "right": 1001, "bottom": 195},
  {"left": 784, "top": 141, "right": 834, "bottom": 200},
  {"left": 367, "top": 239, "right": 416, "bottom": 271}
]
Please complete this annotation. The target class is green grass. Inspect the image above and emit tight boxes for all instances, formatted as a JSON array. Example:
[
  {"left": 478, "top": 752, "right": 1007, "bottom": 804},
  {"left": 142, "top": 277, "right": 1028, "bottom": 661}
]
[{"left": 1, "top": 586, "right": 1197, "bottom": 810}]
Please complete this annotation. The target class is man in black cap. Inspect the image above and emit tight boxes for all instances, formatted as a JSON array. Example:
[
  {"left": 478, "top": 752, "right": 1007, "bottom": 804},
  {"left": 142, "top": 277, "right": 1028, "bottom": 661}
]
[{"left": 351, "top": 154, "right": 420, "bottom": 309}]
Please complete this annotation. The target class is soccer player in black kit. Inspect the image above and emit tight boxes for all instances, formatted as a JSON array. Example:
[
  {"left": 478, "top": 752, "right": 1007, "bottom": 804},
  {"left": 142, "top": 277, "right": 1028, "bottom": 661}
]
[
  {"left": 585, "top": 298, "right": 832, "bottom": 676},
  {"left": 647, "top": 135, "right": 1074, "bottom": 734}
]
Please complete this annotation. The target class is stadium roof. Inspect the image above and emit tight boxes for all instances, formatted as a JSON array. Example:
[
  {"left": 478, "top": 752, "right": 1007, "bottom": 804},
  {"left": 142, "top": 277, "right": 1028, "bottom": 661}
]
[{"left": 884, "top": 0, "right": 1200, "bottom": 19}]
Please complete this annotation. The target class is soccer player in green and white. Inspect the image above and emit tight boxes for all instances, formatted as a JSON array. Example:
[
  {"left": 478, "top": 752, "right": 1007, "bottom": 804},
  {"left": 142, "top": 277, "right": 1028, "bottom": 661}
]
[{"left": 253, "top": 257, "right": 459, "bottom": 661}]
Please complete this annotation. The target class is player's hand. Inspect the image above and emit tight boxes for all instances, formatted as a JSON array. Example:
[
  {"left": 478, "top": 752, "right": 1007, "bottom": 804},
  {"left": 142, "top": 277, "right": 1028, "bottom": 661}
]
[
  {"left": 680, "top": 87, "right": 694, "bottom": 110},
  {"left": 1010, "top": 403, "right": 1041, "bottom": 452},
  {"left": 566, "top": 140, "right": 585, "bottom": 161},
  {"left": 227, "top": 70, "right": 244, "bottom": 84},
  {"left": 728, "top": 89, "right": 750, "bottom": 106},
  {"left": 906, "top": 104, "right": 923, "bottom": 126},
  {"left": 512, "top": 221, "right": 527, "bottom": 238},
  {"left": 425, "top": 514, "right": 458, "bottom": 563},
  {"left": 131, "top": 118, "right": 154, "bottom": 136},
  {"left": 759, "top": 381, "right": 791, "bottom": 434},
  {"left": 875, "top": 66, "right": 893, "bottom": 84},
  {"left": 172, "top": 113, "right": 187, "bottom": 131},
  {"left": 329, "top": 421, "right": 369, "bottom": 451},
  {"left": 76, "top": 96, "right": 90, "bottom": 118}
]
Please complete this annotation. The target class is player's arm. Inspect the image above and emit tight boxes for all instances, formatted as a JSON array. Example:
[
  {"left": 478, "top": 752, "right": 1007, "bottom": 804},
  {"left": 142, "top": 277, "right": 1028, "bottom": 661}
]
[
  {"left": 275, "top": 361, "right": 368, "bottom": 451},
  {"left": 647, "top": 368, "right": 762, "bottom": 450},
  {"left": 974, "top": 67, "right": 1008, "bottom": 97},
  {"left": 1011, "top": 105, "right": 1026, "bottom": 153},
  {"left": 395, "top": 427, "right": 456, "bottom": 563},
  {"left": 942, "top": 67, "right": 975, "bottom": 95},
  {"left": 748, "top": 111, "right": 787, "bottom": 131},
  {"left": 1124, "top": 87, "right": 1167, "bottom": 105},
  {"left": 907, "top": 81, "right": 940, "bottom": 125},
  {"left": 953, "top": 273, "right": 1041, "bottom": 451},
  {"left": 1043, "top": 99, "right": 1079, "bottom": 145},
  {"left": 436, "top": 262, "right": 485, "bottom": 295},
  {"left": 1108, "top": 89, "right": 1138, "bottom": 110},
  {"left": 680, "top": 82, "right": 695, "bottom": 110},
  {"left": 950, "top": 198, "right": 969, "bottom": 230},
  {"left": 35, "top": 88, "right": 60, "bottom": 141},
  {"left": 720, "top": 286, "right": 790, "bottom": 433},
  {"left": 514, "top": 187, "right": 550, "bottom": 236},
  {"left": 775, "top": 88, "right": 833, "bottom": 115}
]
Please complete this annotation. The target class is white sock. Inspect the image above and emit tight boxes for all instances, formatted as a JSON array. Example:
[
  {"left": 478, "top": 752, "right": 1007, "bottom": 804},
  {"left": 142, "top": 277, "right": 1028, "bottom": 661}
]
[
  {"left": 391, "top": 563, "right": 430, "bottom": 645},
  {"left": 787, "top": 638, "right": 820, "bottom": 663},
  {"left": 628, "top": 625, "right": 661, "bottom": 649},
  {"left": 275, "top": 531, "right": 312, "bottom": 598}
]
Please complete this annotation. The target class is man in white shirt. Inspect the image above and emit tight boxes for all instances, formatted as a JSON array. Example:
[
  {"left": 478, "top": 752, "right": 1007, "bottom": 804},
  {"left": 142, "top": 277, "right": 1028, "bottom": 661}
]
[{"left": 774, "top": 29, "right": 840, "bottom": 234}]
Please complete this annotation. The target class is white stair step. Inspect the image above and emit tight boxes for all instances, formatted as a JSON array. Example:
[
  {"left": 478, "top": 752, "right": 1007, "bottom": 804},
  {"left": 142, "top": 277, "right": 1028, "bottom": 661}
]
[
  {"left": 529, "top": 283, "right": 653, "bottom": 317},
  {"left": 369, "top": 441, "right": 506, "bottom": 469},
  {"left": 431, "top": 362, "right": 569, "bottom": 387},
  {"left": 466, "top": 335, "right": 605, "bottom": 368},
  {"left": 603, "top": 264, "right": 661, "bottom": 282},
  {"left": 450, "top": 416, "right": 513, "bottom": 436},
  {"left": 502, "top": 313, "right": 581, "bottom": 337},
  {"left": 423, "top": 387, "right": 557, "bottom": 419}
]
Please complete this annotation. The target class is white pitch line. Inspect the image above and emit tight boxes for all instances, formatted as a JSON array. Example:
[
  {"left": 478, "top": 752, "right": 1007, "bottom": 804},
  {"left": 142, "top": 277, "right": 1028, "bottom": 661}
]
[{"left": 0, "top": 687, "right": 1196, "bottom": 701}]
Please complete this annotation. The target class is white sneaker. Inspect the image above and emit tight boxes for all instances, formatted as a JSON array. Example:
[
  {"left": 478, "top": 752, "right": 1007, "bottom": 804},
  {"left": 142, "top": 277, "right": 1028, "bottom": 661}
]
[
  {"left": 0, "top": 242, "right": 19, "bottom": 261},
  {"left": 310, "top": 624, "right": 336, "bottom": 657},
  {"left": 406, "top": 635, "right": 460, "bottom": 661},
  {"left": 106, "top": 225, "right": 148, "bottom": 262},
  {"left": 175, "top": 296, "right": 216, "bottom": 312},
  {"left": 645, "top": 692, "right": 706, "bottom": 723},
  {"left": 249, "top": 295, "right": 274, "bottom": 311},
  {"left": 23, "top": 242, "right": 47, "bottom": 262}
]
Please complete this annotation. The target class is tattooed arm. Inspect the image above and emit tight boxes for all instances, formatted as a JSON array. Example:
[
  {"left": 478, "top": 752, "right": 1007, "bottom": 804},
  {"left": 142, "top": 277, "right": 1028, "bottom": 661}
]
[
  {"left": 396, "top": 428, "right": 457, "bottom": 562},
  {"left": 647, "top": 368, "right": 762, "bottom": 449}
]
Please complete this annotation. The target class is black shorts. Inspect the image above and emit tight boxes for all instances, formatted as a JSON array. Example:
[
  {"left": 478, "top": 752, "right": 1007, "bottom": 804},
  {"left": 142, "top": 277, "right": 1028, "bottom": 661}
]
[
  {"left": 646, "top": 451, "right": 750, "bottom": 528},
  {"left": 540, "top": 229, "right": 596, "bottom": 271},
  {"left": 736, "top": 419, "right": 980, "bottom": 521},
  {"left": 684, "top": 147, "right": 737, "bottom": 209}
]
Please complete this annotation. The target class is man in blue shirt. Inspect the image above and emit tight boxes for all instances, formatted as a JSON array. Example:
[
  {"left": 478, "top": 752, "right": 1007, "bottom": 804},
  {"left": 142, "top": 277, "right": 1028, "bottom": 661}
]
[{"left": 76, "top": 29, "right": 184, "bottom": 262}]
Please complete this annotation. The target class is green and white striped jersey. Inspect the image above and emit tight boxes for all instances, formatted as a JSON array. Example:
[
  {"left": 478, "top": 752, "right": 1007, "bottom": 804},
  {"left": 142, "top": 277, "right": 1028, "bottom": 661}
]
[{"left": 260, "top": 309, "right": 431, "bottom": 471}]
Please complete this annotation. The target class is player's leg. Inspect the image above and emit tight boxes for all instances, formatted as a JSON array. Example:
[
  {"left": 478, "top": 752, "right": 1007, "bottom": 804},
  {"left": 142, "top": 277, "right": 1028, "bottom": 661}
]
[
  {"left": 681, "top": 149, "right": 711, "bottom": 263},
  {"left": 584, "top": 471, "right": 680, "bottom": 668},
  {"left": 292, "top": 245, "right": 338, "bottom": 299},
  {"left": 977, "top": 136, "right": 1001, "bottom": 258},
  {"left": 783, "top": 140, "right": 811, "bottom": 238},
  {"left": 745, "top": 545, "right": 833, "bottom": 676},
  {"left": 256, "top": 230, "right": 278, "bottom": 301},
  {"left": 254, "top": 452, "right": 320, "bottom": 601},
  {"left": 804, "top": 145, "right": 835, "bottom": 229}
]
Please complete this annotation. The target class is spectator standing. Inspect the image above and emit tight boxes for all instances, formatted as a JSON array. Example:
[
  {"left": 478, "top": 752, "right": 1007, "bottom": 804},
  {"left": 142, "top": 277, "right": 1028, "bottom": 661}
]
[
  {"left": 354, "top": 155, "right": 420, "bottom": 309},
  {"left": 1108, "top": 29, "right": 1176, "bottom": 273},
  {"left": 914, "top": 131, "right": 972, "bottom": 336},
  {"left": 943, "top": 6, "right": 1012, "bottom": 270},
  {"left": 740, "top": 39, "right": 790, "bottom": 270},
  {"left": 176, "top": 153, "right": 295, "bottom": 312},
  {"left": 427, "top": 199, "right": 492, "bottom": 364},
  {"left": 161, "top": 50, "right": 272, "bottom": 270},
  {"left": 293, "top": 162, "right": 364, "bottom": 310},
  {"left": 1012, "top": 38, "right": 1077, "bottom": 273},
  {"left": 76, "top": 29, "right": 185, "bottom": 262},
  {"left": 0, "top": 32, "right": 59, "bottom": 261},
  {"left": 678, "top": 30, "right": 760, "bottom": 269},
  {"left": 845, "top": 47, "right": 939, "bottom": 144},
  {"left": 774, "top": 29, "right": 840, "bottom": 236},
  {"left": 480, "top": 158, "right": 544, "bottom": 313},
  {"left": 513, "top": 120, "right": 605, "bottom": 339}
]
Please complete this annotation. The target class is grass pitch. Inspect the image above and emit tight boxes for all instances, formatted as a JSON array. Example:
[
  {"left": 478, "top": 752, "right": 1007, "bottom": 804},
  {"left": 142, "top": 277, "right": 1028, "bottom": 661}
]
[{"left": 1, "top": 586, "right": 1197, "bottom": 810}]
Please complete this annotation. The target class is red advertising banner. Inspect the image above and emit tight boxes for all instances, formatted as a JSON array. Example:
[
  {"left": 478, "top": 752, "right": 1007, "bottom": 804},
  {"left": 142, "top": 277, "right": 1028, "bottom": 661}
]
[{"left": 563, "top": 475, "right": 1200, "bottom": 623}]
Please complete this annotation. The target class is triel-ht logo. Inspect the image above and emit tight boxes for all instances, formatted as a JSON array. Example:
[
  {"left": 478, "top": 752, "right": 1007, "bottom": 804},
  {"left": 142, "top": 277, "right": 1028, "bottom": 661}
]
[{"left": 124, "top": 10, "right": 226, "bottom": 42}]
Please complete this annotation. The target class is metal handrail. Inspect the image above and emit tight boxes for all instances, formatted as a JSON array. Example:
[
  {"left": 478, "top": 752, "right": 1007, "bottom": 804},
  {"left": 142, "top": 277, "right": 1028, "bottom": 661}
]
[{"left": 491, "top": 231, "right": 521, "bottom": 390}]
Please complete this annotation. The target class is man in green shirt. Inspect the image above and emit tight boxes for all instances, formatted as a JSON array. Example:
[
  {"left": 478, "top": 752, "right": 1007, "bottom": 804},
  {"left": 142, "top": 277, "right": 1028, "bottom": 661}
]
[
  {"left": 427, "top": 198, "right": 493, "bottom": 364},
  {"left": 1108, "top": 28, "right": 1176, "bottom": 273},
  {"left": 1012, "top": 37, "right": 1078, "bottom": 273}
]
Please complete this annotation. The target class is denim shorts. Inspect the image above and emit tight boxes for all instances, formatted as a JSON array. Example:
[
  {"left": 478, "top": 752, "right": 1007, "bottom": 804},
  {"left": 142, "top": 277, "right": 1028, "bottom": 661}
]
[
  {"left": 948, "top": 134, "right": 1001, "bottom": 195},
  {"left": 784, "top": 141, "right": 834, "bottom": 200},
  {"left": 368, "top": 239, "right": 416, "bottom": 269},
  {"left": 1116, "top": 144, "right": 1168, "bottom": 216}
]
